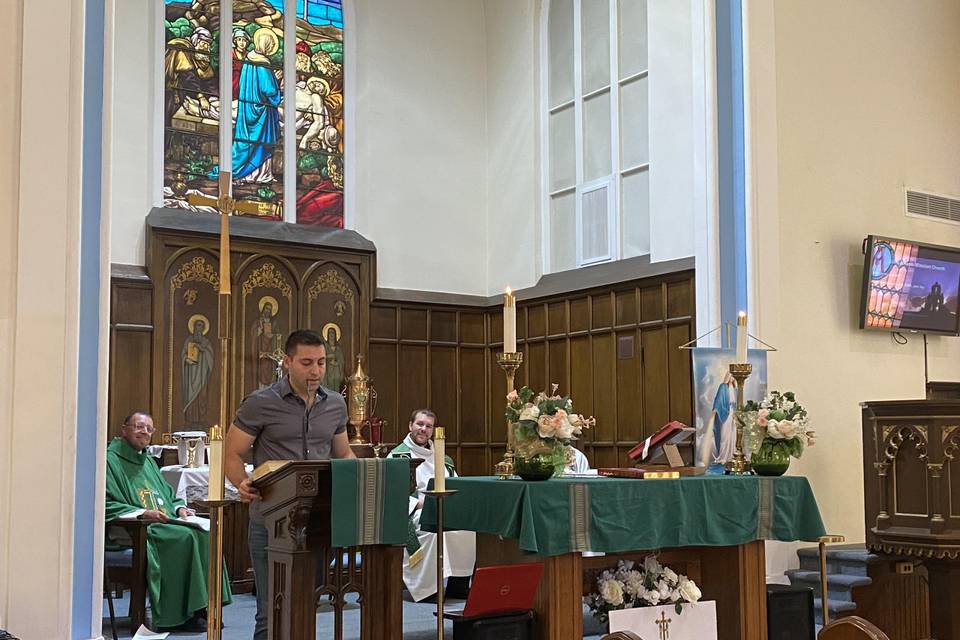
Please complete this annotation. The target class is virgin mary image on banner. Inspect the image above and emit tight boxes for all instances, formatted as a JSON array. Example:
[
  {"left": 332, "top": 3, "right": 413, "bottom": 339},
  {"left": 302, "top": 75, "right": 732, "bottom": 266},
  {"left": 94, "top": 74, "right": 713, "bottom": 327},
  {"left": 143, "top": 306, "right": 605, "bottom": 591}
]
[
  {"left": 212, "top": 27, "right": 282, "bottom": 184},
  {"left": 692, "top": 348, "right": 768, "bottom": 469}
]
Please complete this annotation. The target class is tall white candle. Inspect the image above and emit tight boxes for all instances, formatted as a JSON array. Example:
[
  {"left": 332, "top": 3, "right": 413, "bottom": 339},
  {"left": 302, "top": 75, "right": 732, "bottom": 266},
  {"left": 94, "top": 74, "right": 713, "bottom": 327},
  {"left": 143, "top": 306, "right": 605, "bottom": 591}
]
[
  {"left": 208, "top": 424, "right": 224, "bottom": 501},
  {"left": 433, "top": 426, "right": 446, "bottom": 492},
  {"left": 735, "top": 311, "right": 748, "bottom": 364},
  {"left": 503, "top": 287, "right": 517, "bottom": 353}
]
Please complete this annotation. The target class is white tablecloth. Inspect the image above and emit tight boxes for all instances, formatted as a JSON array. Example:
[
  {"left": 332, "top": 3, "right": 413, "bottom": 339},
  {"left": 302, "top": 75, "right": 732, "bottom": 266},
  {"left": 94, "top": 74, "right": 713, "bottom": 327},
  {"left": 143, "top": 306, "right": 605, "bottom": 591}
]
[{"left": 160, "top": 464, "right": 253, "bottom": 503}]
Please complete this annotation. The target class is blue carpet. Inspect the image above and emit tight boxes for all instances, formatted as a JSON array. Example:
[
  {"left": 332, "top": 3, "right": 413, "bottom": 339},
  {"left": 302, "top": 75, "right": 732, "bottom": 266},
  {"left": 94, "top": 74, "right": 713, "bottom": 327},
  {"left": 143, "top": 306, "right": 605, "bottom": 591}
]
[{"left": 103, "top": 591, "right": 608, "bottom": 639}]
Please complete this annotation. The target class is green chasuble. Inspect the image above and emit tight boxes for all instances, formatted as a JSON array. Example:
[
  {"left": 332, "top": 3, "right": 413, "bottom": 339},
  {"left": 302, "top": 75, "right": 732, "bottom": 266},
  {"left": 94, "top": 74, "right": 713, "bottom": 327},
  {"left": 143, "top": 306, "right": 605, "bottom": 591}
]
[{"left": 105, "top": 437, "right": 231, "bottom": 628}]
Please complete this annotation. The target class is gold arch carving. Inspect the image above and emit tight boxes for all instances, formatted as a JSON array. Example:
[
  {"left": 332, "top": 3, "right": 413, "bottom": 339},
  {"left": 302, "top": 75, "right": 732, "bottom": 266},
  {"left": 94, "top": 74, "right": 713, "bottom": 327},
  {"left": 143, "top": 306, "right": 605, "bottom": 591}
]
[
  {"left": 884, "top": 425, "right": 928, "bottom": 462},
  {"left": 241, "top": 262, "right": 293, "bottom": 299},
  {"left": 307, "top": 268, "right": 355, "bottom": 304}
]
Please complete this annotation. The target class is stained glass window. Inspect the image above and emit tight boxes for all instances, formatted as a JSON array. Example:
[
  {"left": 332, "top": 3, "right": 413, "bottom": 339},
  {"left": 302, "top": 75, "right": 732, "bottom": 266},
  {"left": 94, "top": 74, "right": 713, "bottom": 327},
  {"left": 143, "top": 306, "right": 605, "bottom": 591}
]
[{"left": 163, "top": 0, "right": 345, "bottom": 228}]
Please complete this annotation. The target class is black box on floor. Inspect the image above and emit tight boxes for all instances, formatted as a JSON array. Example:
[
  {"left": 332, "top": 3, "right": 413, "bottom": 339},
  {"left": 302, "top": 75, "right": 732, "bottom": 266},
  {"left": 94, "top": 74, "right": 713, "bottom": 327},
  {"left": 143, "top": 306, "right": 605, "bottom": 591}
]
[
  {"left": 767, "top": 583, "right": 815, "bottom": 640},
  {"left": 445, "top": 610, "right": 534, "bottom": 640}
]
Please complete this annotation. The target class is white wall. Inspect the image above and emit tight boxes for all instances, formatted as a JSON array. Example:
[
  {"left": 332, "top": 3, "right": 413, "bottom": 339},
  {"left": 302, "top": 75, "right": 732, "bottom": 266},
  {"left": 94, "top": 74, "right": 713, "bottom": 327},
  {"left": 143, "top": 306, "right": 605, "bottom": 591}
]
[
  {"left": 350, "top": 0, "right": 488, "bottom": 294},
  {"left": 482, "top": 0, "right": 540, "bottom": 293},
  {"left": 750, "top": 0, "right": 960, "bottom": 573}
]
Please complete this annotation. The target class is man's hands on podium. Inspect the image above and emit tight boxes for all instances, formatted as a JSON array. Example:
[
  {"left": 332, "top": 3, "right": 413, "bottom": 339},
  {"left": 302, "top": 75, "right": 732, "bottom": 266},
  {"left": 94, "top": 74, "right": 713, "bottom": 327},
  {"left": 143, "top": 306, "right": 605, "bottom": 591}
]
[{"left": 237, "top": 477, "right": 261, "bottom": 502}]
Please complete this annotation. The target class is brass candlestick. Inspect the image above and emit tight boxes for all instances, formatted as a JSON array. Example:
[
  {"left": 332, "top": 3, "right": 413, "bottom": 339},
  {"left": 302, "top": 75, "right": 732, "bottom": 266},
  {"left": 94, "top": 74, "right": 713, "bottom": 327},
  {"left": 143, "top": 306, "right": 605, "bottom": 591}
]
[
  {"left": 725, "top": 362, "right": 754, "bottom": 475},
  {"left": 494, "top": 352, "right": 523, "bottom": 479},
  {"left": 425, "top": 488, "right": 457, "bottom": 640}
]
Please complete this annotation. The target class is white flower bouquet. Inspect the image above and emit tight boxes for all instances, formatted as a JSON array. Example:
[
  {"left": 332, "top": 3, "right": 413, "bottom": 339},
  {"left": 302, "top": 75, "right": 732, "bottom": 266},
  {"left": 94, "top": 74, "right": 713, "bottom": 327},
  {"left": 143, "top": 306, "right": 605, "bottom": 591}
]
[
  {"left": 585, "top": 556, "right": 702, "bottom": 624},
  {"left": 744, "top": 390, "right": 816, "bottom": 458}
]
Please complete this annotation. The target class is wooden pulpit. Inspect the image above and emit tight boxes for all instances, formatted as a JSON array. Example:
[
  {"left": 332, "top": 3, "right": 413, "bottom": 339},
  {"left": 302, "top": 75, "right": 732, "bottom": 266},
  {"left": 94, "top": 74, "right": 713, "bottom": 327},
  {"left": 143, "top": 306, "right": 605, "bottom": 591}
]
[
  {"left": 862, "top": 398, "right": 960, "bottom": 639},
  {"left": 252, "top": 460, "right": 410, "bottom": 640}
]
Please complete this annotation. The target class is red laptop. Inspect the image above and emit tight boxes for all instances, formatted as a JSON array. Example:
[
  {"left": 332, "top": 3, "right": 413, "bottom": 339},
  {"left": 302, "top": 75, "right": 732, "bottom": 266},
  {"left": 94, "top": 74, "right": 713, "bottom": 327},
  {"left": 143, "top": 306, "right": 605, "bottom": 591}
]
[{"left": 443, "top": 562, "right": 544, "bottom": 619}]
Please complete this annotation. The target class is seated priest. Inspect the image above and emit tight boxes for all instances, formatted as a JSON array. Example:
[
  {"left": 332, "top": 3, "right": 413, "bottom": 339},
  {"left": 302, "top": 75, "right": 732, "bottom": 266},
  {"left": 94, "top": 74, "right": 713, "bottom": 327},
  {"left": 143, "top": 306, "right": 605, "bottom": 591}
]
[
  {"left": 567, "top": 445, "right": 591, "bottom": 473},
  {"left": 388, "top": 409, "right": 476, "bottom": 601},
  {"left": 105, "top": 412, "right": 231, "bottom": 631}
]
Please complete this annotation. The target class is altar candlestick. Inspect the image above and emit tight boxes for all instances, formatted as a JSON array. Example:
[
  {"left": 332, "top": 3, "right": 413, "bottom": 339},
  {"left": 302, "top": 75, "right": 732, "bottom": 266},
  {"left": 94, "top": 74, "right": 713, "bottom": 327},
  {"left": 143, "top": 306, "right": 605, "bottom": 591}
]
[
  {"left": 503, "top": 288, "right": 517, "bottom": 354},
  {"left": 433, "top": 427, "right": 446, "bottom": 492},
  {"left": 208, "top": 425, "right": 224, "bottom": 501},
  {"left": 735, "top": 311, "right": 748, "bottom": 364}
]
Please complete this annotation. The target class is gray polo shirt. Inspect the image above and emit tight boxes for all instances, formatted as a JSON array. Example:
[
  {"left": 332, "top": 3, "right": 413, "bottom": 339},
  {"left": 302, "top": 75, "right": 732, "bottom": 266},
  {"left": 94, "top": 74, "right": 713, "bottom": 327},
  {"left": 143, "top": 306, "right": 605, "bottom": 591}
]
[{"left": 234, "top": 377, "right": 347, "bottom": 520}]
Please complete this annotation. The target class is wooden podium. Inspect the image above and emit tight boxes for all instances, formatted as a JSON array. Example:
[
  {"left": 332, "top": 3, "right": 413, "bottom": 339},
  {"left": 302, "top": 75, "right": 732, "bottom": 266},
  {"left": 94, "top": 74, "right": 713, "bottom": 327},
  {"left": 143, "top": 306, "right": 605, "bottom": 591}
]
[
  {"left": 862, "top": 397, "right": 960, "bottom": 639},
  {"left": 252, "top": 460, "right": 411, "bottom": 640}
]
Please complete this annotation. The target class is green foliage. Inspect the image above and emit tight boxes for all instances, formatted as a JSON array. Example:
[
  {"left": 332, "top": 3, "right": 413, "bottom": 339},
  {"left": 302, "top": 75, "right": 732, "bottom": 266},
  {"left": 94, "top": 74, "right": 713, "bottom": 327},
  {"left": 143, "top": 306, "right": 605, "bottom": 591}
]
[
  {"left": 256, "top": 186, "right": 277, "bottom": 201},
  {"left": 166, "top": 17, "right": 194, "bottom": 40}
]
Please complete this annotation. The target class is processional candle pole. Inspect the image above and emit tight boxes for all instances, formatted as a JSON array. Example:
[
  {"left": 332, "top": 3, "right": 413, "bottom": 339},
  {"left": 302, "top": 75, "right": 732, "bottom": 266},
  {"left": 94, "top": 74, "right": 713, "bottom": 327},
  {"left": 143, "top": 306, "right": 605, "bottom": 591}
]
[
  {"left": 426, "top": 426, "right": 455, "bottom": 640},
  {"left": 725, "top": 311, "right": 753, "bottom": 476},
  {"left": 495, "top": 288, "right": 522, "bottom": 479},
  {"left": 188, "top": 171, "right": 235, "bottom": 639}
]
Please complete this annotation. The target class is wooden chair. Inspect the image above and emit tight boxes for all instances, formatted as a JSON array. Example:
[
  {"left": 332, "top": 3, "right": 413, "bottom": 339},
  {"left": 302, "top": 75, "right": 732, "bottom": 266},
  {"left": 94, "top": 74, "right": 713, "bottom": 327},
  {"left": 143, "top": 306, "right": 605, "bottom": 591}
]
[
  {"left": 818, "top": 616, "right": 890, "bottom": 640},
  {"left": 601, "top": 632, "right": 643, "bottom": 640},
  {"left": 103, "top": 520, "right": 150, "bottom": 630}
]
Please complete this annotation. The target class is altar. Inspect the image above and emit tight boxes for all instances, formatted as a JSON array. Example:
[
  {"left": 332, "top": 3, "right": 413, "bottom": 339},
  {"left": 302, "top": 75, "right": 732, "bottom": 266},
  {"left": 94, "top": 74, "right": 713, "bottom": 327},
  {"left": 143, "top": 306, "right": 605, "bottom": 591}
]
[{"left": 422, "top": 475, "right": 825, "bottom": 640}]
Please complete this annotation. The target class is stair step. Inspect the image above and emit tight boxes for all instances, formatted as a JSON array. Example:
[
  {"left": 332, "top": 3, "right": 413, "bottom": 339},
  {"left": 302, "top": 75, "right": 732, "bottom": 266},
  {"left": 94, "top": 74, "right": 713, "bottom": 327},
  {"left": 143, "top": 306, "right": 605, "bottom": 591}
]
[
  {"left": 813, "top": 597, "right": 858, "bottom": 615},
  {"left": 786, "top": 570, "right": 872, "bottom": 589},
  {"left": 797, "top": 544, "right": 881, "bottom": 576}
]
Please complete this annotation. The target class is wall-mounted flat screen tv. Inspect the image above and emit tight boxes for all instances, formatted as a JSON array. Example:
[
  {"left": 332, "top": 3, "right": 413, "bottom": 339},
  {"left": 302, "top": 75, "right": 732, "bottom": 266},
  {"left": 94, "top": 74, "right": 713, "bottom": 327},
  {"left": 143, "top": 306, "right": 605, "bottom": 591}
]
[{"left": 860, "top": 235, "right": 960, "bottom": 335}]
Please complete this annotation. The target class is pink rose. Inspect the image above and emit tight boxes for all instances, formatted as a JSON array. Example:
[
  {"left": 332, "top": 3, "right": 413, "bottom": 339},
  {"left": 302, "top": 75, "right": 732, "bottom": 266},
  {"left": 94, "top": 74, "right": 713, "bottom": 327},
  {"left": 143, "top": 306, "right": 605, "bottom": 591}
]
[
  {"left": 506, "top": 390, "right": 519, "bottom": 403},
  {"left": 759, "top": 409, "right": 769, "bottom": 419},
  {"left": 758, "top": 417, "right": 768, "bottom": 427},
  {"left": 537, "top": 415, "right": 558, "bottom": 438}
]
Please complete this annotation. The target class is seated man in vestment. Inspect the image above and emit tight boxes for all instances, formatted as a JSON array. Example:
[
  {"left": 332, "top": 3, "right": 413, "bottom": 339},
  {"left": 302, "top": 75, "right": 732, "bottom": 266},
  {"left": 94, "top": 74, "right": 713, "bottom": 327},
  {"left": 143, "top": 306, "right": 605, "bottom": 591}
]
[
  {"left": 105, "top": 412, "right": 231, "bottom": 630},
  {"left": 566, "top": 445, "right": 591, "bottom": 473},
  {"left": 388, "top": 409, "right": 476, "bottom": 601}
]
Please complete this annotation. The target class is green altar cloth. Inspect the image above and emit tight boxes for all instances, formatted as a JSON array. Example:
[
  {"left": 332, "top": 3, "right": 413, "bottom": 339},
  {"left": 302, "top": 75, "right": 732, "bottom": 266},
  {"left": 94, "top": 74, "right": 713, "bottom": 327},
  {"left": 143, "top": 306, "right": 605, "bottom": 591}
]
[
  {"left": 421, "top": 475, "right": 825, "bottom": 556},
  {"left": 331, "top": 458, "right": 409, "bottom": 548}
]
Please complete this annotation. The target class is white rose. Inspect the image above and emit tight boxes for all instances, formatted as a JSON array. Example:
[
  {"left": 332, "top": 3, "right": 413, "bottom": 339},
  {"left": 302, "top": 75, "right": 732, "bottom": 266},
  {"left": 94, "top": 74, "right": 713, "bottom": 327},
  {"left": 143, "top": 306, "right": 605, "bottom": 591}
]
[
  {"left": 767, "top": 420, "right": 784, "bottom": 439},
  {"left": 600, "top": 579, "right": 624, "bottom": 606},
  {"left": 657, "top": 581, "right": 672, "bottom": 601},
  {"left": 519, "top": 405, "right": 540, "bottom": 421},
  {"left": 662, "top": 567, "right": 678, "bottom": 584},
  {"left": 622, "top": 571, "right": 644, "bottom": 597},
  {"left": 640, "top": 588, "right": 660, "bottom": 605},
  {"left": 777, "top": 419, "right": 798, "bottom": 439},
  {"left": 782, "top": 400, "right": 795, "bottom": 412},
  {"left": 678, "top": 578, "right": 701, "bottom": 603}
]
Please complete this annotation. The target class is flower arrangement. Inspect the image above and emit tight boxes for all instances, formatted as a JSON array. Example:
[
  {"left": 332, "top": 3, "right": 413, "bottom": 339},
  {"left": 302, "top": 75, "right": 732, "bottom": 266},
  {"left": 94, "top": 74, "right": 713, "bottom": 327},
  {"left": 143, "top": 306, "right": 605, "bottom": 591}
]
[
  {"left": 505, "top": 385, "right": 594, "bottom": 479},
  {"left": 585, "top": 557, "right": 702, "bottom": 623},
  {"left": 744, "top": 391, "right": 815, "bottom": 474}
]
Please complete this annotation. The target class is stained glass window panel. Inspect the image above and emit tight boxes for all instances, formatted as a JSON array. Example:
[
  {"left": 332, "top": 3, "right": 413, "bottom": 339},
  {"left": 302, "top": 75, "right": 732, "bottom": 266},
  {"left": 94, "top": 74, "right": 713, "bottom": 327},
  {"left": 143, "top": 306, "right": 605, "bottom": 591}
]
[
  {"left": 218, "top": 1, "right": 286, "bottom": 219},
  {"left": 294, "top": 0, "right": 344, "bottom": 227},
  {"left": 163, "top": 0, "right": 221, "bottom": 210}
]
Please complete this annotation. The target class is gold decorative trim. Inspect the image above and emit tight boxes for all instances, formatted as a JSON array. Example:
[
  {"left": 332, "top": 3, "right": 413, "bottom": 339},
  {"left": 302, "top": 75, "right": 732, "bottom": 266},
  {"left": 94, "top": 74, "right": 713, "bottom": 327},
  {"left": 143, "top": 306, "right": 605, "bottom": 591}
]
[
  {"left": 241, "top": 262, "right": 293, "bottom": 298},
  {"left": 869, "top": 541, "right": 960, "bottom": 561},
  {"left": 884, "top": 425, "right": 929, "bottom": 462},
  {"left": 942, "top": 425, "right": 959, "bottom": 444},
  {"left": 307, "top": 268, "right": 355, "bottom": 304}
]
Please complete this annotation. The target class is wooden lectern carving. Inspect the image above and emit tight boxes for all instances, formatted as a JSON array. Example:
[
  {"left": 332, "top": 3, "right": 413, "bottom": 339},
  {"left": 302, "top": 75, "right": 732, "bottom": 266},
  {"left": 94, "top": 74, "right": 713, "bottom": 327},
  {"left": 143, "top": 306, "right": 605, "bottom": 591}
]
[{"left": 252, "top": 460, "right": 411, "bottom": 640}]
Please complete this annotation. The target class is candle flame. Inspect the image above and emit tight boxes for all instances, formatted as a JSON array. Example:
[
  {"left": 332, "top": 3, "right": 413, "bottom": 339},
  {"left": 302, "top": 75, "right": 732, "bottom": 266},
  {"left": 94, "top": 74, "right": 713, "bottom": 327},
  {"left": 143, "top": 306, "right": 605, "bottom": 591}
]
[{"left": 505, "top": 286, "right": 512, "bottom": 295}]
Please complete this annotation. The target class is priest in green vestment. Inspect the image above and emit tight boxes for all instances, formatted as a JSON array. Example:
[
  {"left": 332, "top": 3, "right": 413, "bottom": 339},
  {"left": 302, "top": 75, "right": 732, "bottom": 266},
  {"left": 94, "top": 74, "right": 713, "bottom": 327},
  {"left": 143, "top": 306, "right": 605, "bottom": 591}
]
[{"left": 105, "top": 412, "right": 231, "bottom": 630}]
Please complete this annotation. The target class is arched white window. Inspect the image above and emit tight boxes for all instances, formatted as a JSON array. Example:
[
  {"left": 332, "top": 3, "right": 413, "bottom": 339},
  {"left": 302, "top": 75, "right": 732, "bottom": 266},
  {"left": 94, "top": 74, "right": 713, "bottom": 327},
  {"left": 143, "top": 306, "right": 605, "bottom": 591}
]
[
  {"left": 162, "top": 0, "right": 345, "bottom": 227},
  {"left": 542, "top": 0, "right": 649, "bottom": 272}
]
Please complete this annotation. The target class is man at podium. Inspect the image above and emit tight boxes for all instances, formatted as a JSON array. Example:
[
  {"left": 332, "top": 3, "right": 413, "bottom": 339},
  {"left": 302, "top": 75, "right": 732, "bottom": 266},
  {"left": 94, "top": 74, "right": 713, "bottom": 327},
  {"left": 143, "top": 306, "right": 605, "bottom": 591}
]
[{"left": 223, "top": 329, "right": 356, "bottom": 640}]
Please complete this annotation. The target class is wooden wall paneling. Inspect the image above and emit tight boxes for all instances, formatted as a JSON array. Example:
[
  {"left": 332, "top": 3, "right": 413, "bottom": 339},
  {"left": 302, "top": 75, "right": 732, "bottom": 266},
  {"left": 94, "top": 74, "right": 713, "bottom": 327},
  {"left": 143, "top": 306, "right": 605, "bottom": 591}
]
[
  {"left": 591, "top": 333, "right": 617, "bottom": 444},
  {"left": 640, "top": 285, "right": 663, "bottom": 322},
  {"left": 460, "top": 311, "right": 485, "bottom": 345},
  {"left": 528, "top": 304, "right": 546, "bottom": 339},
  {"left": 429, "top": 346, "right": 458, "bottom": 439},
  {"left": 370, "top": 305, "right": 397, "bottom": 339},
  {"left": 591, "top": 446, "right": 619, "bottom": 470},
  {"left": 458, "top": 446, "right": 489, "bottom": 478},
  {"left": 398, "top": 344, "right": 428, "bottom": 427},
  {"left": 488, "top": 347, "right": 508, "bottom": 447},
  {"left": 667, "top": 324, "right": 694, "bottom": 424},
  {"left": 547, "top": 338, "right": 569, "bottom": 397},
  {"left": 568, "top": 336, "right": 594, "bottom": 439},
  {"left": 109, "top": 327, "right": 154, "bottom": 440},
  {"left": 547, "top": 302, "right": 567, "bottom": 336},
  {"left": 666, "top": 278, "right": 694, "bottom": 319},
  {"left": 368, "top": 342, "right": 398, "bottom": 442},
  {"left": 569, "top": 297, "right": 589, "bottom": 333},
  {"left": 526, "top": 341, "right": 547, "bottom": 393},
  {"left": 615, "top": 329, "right": 643, "bottom": 446},
  {"left": 399, "top": 308, "right": 427, "bottom": 341},
  {"left": 641, "top": 327, "right": 670, "bottom": 436},
  {"left": 459, "top": 348, "right": 487, "bottom": 443},
  {"left": 615, "top": 289, "right": 638, "bottom": 326},
  {"left": 592, "top": 293, "right": 613, "bottom": 329},
  {"left": 489, "top": 309, "right": 503, "bottom": 347},
  {"left": 430, "top": 310, "right": 457, "bottom": 343}
]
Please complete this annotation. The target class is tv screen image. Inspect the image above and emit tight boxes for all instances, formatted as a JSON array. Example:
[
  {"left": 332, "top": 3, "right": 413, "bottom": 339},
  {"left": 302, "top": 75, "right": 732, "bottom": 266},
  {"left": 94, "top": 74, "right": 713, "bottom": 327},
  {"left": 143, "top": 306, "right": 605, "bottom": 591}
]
[{"left": 861, "top": 235, "right": 960, "bottom": 335}]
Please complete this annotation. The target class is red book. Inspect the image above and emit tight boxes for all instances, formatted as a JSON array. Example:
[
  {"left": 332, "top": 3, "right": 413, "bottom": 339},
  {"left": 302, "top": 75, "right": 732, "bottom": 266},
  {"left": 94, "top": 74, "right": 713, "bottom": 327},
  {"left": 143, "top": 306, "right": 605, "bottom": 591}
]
[
  {"left": 597, "top": 467, "right": 648, "bottom": 479},
  {"left": 627, "top": 421, "right": 688, "bottom": 462}
]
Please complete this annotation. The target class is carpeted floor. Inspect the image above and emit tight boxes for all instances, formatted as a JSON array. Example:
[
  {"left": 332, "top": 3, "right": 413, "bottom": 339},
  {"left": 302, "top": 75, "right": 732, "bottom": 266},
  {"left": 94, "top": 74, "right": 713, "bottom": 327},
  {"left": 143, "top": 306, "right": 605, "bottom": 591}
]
[{"left": 102, "top": 591, "right": 609, "bottom": 639}]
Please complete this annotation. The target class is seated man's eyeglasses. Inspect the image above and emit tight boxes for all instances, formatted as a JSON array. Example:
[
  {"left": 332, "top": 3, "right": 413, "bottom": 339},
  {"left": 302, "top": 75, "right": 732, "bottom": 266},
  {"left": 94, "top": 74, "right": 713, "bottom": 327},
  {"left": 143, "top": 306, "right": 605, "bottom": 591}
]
[{"left": 125, "top": 421, "right": 155, "bottom": 434}]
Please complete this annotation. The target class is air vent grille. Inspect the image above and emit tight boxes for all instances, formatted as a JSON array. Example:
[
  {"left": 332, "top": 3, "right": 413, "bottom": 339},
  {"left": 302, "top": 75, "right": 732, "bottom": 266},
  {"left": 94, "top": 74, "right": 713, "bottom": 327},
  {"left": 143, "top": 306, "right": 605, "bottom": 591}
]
[{"left": 905, "top": 189, "right": 960, "bottom": 224}]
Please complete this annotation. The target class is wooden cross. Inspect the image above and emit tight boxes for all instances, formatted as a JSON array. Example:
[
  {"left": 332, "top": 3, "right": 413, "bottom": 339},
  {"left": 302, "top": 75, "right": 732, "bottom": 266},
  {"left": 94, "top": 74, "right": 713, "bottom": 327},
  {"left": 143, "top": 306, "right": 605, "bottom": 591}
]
[{"left": 656, "top": 610, "right": 672, "bottom": 640}]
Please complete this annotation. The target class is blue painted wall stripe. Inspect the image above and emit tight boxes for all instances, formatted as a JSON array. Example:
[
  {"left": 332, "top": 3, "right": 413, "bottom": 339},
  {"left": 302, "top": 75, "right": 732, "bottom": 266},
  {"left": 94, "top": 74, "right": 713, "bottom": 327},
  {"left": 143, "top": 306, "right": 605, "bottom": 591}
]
[
  {"left": 72, "top": 0, "right": 104, "bottom": 636},
  {"left": 716, "top": 0, "right": 748, "bottom": 332}
]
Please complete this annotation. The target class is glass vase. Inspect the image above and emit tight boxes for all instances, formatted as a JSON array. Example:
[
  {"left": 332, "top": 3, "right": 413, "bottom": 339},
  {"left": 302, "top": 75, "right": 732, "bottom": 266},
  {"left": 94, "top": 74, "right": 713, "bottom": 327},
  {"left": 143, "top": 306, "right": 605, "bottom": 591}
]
[
  {"left": 751, "top": 438, "right": 791, "bottom": 476},
  {"left": 513, "top": 427, "right": 567, "bottom": 480}
]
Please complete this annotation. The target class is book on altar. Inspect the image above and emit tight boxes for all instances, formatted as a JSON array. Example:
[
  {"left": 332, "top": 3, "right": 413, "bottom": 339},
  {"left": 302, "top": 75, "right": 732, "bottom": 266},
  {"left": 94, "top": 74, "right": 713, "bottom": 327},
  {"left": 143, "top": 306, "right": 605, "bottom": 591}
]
[{"left": 627, "top": 421, "right": 691, "bottom": 462}]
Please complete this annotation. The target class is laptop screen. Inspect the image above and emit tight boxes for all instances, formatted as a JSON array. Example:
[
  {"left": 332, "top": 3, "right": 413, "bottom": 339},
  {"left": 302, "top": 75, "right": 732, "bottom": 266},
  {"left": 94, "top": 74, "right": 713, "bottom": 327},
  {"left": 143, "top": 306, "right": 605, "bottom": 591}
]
[{"left": 460, "top": 562, "right": 544, "bottom": 618}]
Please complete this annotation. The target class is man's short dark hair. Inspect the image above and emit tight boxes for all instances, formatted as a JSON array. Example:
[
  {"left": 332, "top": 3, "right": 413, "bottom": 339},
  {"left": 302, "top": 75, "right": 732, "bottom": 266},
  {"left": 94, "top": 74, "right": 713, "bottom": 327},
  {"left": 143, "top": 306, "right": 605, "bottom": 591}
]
[
  {"left": 409, "top": 408, "right": 437, "bottom": 424},
  {"left": 285, "top": 329, "right": 326, "bottom": 356},
  {"left": 122, "top": 411, "right": 152, "bottom": 426}
]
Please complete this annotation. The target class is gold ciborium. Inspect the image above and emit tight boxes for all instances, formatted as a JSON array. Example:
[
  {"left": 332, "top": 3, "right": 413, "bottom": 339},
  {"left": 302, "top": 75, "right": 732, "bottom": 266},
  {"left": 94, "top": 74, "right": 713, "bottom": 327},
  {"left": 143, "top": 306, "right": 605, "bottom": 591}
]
[{"left": 344, "top": 355, "right": 377, "bottom": 445}]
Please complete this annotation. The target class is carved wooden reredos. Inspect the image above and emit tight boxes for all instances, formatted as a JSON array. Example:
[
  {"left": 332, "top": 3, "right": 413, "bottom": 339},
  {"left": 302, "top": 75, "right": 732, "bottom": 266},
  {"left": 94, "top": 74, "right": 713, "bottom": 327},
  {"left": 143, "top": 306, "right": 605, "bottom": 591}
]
[{"left": 145, "top": 208, "right": 374, "bottom": 434}]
